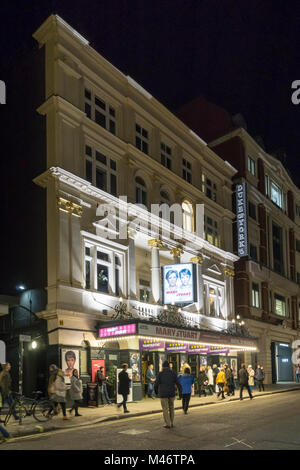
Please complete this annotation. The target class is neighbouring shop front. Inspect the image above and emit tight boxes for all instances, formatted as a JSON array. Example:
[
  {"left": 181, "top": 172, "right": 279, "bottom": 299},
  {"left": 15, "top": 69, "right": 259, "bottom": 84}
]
[{"left": 271, "top": 341, "right": 294, "bottom": 383}]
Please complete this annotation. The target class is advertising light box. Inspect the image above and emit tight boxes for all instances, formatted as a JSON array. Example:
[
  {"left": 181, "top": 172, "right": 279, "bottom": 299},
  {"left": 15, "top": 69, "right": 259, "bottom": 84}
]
[{"left": 162, "top": 262, "right": 196, "bottom": 305}]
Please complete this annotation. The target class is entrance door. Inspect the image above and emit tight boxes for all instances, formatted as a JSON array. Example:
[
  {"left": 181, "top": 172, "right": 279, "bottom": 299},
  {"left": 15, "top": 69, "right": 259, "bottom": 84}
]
[
  {"left": 141, "top": 352, "right": 154, "bottom": 397},
  {"left": 167, "top": 354, "right": 179, "bottom": 374},
  {"left": 276, "top": 343, "right": 293, "bottom": 382}
]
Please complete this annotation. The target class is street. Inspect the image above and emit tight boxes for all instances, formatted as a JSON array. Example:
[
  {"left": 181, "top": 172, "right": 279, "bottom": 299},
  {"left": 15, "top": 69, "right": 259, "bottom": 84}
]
[{"left": 2, "top": 390, "right": 300, "bottom": 450}]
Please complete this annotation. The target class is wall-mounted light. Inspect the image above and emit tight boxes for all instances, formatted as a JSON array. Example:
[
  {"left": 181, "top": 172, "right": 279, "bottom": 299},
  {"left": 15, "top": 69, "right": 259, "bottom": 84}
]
[{"left": 31, "top": 341, "right": 37, "bottom": 349}]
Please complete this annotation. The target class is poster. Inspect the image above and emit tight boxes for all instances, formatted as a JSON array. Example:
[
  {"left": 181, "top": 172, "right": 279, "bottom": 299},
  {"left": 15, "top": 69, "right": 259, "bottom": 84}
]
[
  {"left": 61, "top": 349, "right": 80, "bottom": 384},
  {"left": 162, "top": 263, "right": 196, "bottom": 305},
  {"left": 92, "top": 359, "right": 105, "bottom": 383},
  {"left": 116, "top": 368, "right": 133, "bottom": 404},
  {"left": 230, "top": 358, "right": 238, "bottom": 379},
  {"left": 129, "top": 352, "right": 141, "bottom": 382},
  {"left": 159, "top": 353, "right": 166, "bottom": 371}
]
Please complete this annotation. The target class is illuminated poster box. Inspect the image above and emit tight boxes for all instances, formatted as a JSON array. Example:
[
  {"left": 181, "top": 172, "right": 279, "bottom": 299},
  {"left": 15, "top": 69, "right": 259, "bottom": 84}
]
[
  {"left": 162, "top": 262, "right": 197, "bottom": 305},
  {"left": 99, "top": 323, "right": 136, "bottom": 338}
]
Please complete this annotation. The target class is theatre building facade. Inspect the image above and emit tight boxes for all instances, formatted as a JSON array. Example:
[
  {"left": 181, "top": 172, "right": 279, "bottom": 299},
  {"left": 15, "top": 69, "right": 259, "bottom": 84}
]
[{"left": 32, "top": 15, "right": 258, "bottom": 400}]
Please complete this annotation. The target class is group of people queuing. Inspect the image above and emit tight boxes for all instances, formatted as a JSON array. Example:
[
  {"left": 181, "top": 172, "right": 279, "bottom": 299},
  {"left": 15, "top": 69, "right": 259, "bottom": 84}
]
[{"left": 48, "top": 364, "right": 83, "bottom": 419}]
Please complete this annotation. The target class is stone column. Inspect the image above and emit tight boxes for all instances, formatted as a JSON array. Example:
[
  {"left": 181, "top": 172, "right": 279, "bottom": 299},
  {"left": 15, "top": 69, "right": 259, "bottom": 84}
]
[
  {"left": 190, "top": 255, "right": 204, "bottom": 313},
  {"left": 170, "top": 247, "right": 184, "bottom": 264},
  {"left": 148, "top": 239, "right": 163, "bottom": 304},
  {"left": 223, "top": 266, "right": 235, "bottom": 320},
  {"left": 128, "top": 229, "right": 137, "bottom": 299}
]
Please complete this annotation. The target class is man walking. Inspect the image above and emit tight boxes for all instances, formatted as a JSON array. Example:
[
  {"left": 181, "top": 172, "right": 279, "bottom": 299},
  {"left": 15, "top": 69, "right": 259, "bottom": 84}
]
[
  {"left": 146, "top": 364, "right": 156, "bottom": 399},
  {"left": 238, "top": 363, "right": 253, "bottom": 400},
  {"left": 117, "top": 363, "right": 131, "bottom": 413},
  {"left": 96, "top": 366, "right": 112, "bottom": 405},
  {"left": 154, "top": 360, "right": 182, "bottom": 429}
]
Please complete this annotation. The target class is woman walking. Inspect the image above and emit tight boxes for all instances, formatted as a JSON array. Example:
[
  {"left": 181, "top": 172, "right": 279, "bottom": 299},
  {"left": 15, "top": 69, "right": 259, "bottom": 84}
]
[
  {"left": 216, "top": 366, "right": 226, "bottom": 399},
  {"left": 69, "top": 369, "right": 83, "bottom": 417},
  {"left": 0, "top": 363, "right": 19, "bottom": 421},
  {"left": 49, "top": 368, "right": 68, "bottom": 420},
  {"left": 248, "top": 365, "right": 255, "bottom": 393},
  {"left": 198, "top": 366, "right": 209, "bottom": 397},
  {"left": 178, "top": 368, "right": 194, "bottom": 414}
]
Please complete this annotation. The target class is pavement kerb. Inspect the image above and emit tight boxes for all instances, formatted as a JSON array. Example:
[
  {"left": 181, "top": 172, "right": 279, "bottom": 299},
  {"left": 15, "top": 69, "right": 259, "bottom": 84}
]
[{"left": 7, "top": 386, "right": 300, "bottom": 439}]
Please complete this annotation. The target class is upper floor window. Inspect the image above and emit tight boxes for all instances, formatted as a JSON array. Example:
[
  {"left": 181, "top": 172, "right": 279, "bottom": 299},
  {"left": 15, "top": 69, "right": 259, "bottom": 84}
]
[
  {"left": 84, "top": 244, "right": 124, "bottom": 295},
  {"left": 272, "top": 222, "right": 284, "bottom": 275},
  {"left": 136, "top": 124, "right": 149, "bottom": 155},
  {"left": 182, "top": 201, "right": 193, "bottom": 232},
  {"left": 135, "top": 176, "right": 147, "bottom": 206},
  {"left": 265, "top": 175, "right": 283, "bottom": 209},
  {"left": 248, "top": 156, "right": 256, "bottom": 176},
  {"left": 296, "top": 239, "right": 300, "bottom": 253},
  {"left": 296, "top": 204, "right": 300, "bottom": 218},
  {"left": 85, "top": 145, "right": 117, "bottom": 196},
  {"left": 161, "top": 143, "right": 172, "bottom": 170},
  {"left": 204, "top": 284, "right": 225, "bottom": 319},
  {"left": 250, "top": 244, "right": 258, "bottom": 261},
  {"left": 204, "top": 215, "right": 220, "bottom": 247},
  {"left": 274, "top": 293, "right": 286, "bottom": 317},
  {"left": 139, "top": 278, "right": 151, "bottom": 303},
  {"left": 202, "top": 174, "right": 217, "bottom": 202},
  {"left": 84, "top": 88, "right": 116, "bottom": 135},
  {"left": 251, "top": 283, "right": 260, "bottom": 308},
  {"left": 248, "top": 201, "right": 257, "bottom": 220},
  {"left": 182, "top": 158, "right": 192, "bottom": 183},
  {"left": 297, "top": 272, "right": 300, "bottom": 285}
]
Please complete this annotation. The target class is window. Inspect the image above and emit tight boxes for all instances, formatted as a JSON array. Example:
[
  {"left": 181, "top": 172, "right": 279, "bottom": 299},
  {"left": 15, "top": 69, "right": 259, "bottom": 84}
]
[
  {"left": 204, "top": 283, "right": 225, "bottom": 319},
  {"left": 248, "top": 156, "right": 256, "bottom": 175},
  {"left": 250, "top": 244, "right": 258, "bottom": 261},
  {"left": 296, "top": 204, "right": 300, "bottom": 218},
  {"left": 84, "top": 244, "right": 124, "bottom": 295},
  {"left": 135, "top": 176, "right": 147, "bottom": 206},
  {"left": 252, "top": 283, "right": 260, "bottom": 308},
  {"left": 182, "top": 158, "right": 192, "bottom": 183},
  {"left": 202, "top": 174, "right": 217, "bottom": 202},
  {"left": 274, "top": 293, "right": 286, "bottom": 317},
  {"left": 265, "top": 175, "right": 283, "bottom": 209},
  {"left": 204, "top": 215, "right": 220, "bottom": 247},
  {"left": 272, "top": 223, "right": 284, "bottom": 275},
  {"left": 136, "top": 124, "right": 149, "bottom": 154},
  {"left": 297, "top": 272, "right": 300, "bottom": 285},
  {"left": 182, "top": 201, "right": 193, "bottom": 232},
  {"left": 85, "top": 145, "right": 117, "bottom": 195},
  {"left": 248, "top": 201, "right": 257, "bottom": 220},
  {"left": 84, "top": 88, "right": 116, "bottom": 135},
  {"left": 298, "top": 303, "right": 300, "bottom": 322},
  {"left": 296, "top": 240, "right": 300, "bottom": 253},
  {"left": 139, "top": 279, "right": 151, "bottom": 303},
  {"left": 161, "top": 142, "right": 172, "bottom": 170}
]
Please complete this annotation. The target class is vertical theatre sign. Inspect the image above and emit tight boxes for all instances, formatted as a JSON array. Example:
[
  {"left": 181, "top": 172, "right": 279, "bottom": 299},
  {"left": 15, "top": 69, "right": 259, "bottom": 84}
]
[{"left": 236, "top": 182, "right": 248, "bottom": 257}]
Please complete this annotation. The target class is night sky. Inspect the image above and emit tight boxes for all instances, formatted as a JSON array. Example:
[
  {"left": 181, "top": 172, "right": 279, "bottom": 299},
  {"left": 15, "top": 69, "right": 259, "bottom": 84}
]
[{"left": 0, "top": 1, "right": 300, "bottom": 293}]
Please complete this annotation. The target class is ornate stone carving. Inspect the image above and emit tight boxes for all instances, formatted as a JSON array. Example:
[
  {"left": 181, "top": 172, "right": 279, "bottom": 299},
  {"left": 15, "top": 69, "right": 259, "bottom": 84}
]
[
  {"left": 148, "top": 239, "right": 163, "bottom": 249},
  {"left": 223, "top": 266, "right": 235, "bottom": 277},
  {"left": 190, "top": 255, "right": 204, "bottom": 265},
  {"left": 57, "top": 197, "right": 83, "bottom": 217},
  {"left": 170, "top": 247, "right": 184, "bottom": 258}
]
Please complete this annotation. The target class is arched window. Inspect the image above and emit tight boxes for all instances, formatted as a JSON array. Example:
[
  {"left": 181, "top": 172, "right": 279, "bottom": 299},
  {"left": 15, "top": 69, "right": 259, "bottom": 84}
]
[
  {"left": 135, "top": 176, "right": 147, "bottom": 206},
  {"left": 182, "top": 201, "right": 193, "bottom": 232}
]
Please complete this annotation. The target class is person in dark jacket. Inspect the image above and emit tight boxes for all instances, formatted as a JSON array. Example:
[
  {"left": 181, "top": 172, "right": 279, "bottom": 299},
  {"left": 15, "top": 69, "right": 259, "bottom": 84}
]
[
  {"left": 96, "top": 367, "right": 112, "bottom": 405},
  {"left": 146, "top": 364, "right": 156, "bottom": 399},
  {"left": 224, "top": 364, "right": 233, "bottom": 396},
  {"left": 255, "top": 365, "right": 265, "bottom": 392},
  {"left": 198, "top": 366, "right": 208, "bottom": 397},
  {"left": 154, "top": 360, "right": 182, "bottom": 428},
  {"left": 117, "top": 363, "right": 131, "bottom": 413},
  {"left": 238, "top": 364, "right": 253, "bottom": 400},
  {"left": 0, "top": 363, "right": 19, "bottom": 421},
  {"left": 212, "top": 364, "right": 219, "bottom": 393},
  {"left": 178, "top": 368, "right": 194, "bottom": 414}
]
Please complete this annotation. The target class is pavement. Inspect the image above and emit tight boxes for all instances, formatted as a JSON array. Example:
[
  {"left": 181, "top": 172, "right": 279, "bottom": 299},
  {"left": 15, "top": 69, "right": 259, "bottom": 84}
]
[{"left": 1, "top": 383, "right": 300, "bottom": 439}]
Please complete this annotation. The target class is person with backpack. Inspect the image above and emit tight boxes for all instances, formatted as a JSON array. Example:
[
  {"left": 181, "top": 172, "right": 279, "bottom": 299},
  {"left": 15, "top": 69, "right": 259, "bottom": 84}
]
[
  {"left": 154, "top": 360, "right": 182, "bottom": 429},
  {"left": 178, "top": 367, "right": 194, "bottom": 414}
]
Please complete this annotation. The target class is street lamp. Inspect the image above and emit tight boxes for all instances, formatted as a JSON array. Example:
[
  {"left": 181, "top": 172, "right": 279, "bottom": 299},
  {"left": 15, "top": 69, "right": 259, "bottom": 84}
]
[{"left": 31, "top": 341, "right": 37, "bottom": 349}]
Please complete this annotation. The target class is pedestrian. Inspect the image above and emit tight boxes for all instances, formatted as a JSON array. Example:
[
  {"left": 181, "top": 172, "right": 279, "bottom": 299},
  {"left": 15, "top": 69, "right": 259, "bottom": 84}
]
[
  {"left": 223, "top": 364, "right": 232, "bottom": 396},
  {"left": 216, "top": 366, "right": 226, "bottom": 399},
  {"left": 69, "top": 369, "right": 83, "bottom": 416},
  {"left": 0, "top": 424, "right": 10, "bottom": 443},
  {"left": 212, "top": 364, "right": 219, "bottom": 393},
  {"left": 154, "top": 360, "right": 182, "bottom": 429},
  {"left": 146, "top": 364, "right": 156, "bottom": 399},
  {"left": 49, "top": 368, "right": 68, "bottom": 420},
  {"left": 238, "top": 364, "right": 253, "bottom": 400},
  {"left": 207, "top": 366, "right": 215, "bottom": 395},
  {"left": 255, "top": 364, "right": 265, "bottom": 392},
  {"left": 0, "top": 363, "right": 19, "bottom": 421},
  {"left": 178, "top": 367, "right": 194, "bottom": 414},
  {"left": 229, "top": 367, "right": 235, "bottom": 396},
  {"left": 198, "top": 365, "right": 209, "bottom": 397},
  {"left": 296, "top": 364, "right": 300, "bottom": 383},
  {"left": 248, "top": 365, "right": 255, "bottom": 393},
  {"left": 47, "top": 364, "right": 59, "bottom": 415},
  {"left": 117, "top": 363, "right": 131, "bottom": 413},
  {"left": 96, "top": 366, "right": 112, "bottom": 405}
]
